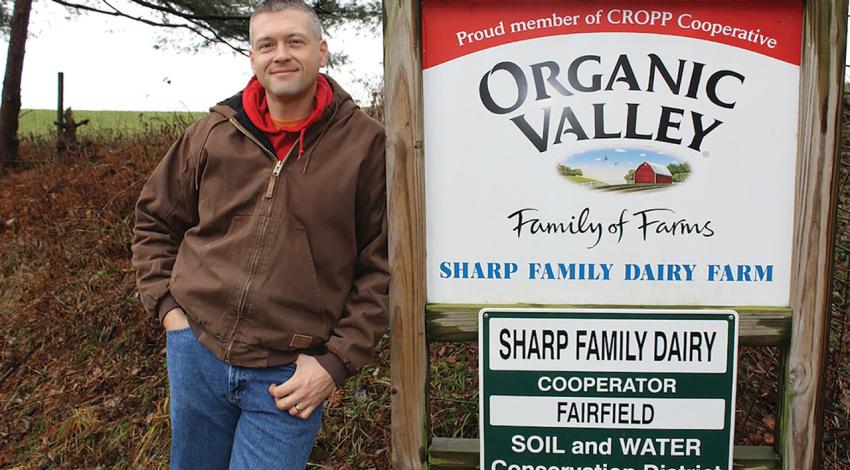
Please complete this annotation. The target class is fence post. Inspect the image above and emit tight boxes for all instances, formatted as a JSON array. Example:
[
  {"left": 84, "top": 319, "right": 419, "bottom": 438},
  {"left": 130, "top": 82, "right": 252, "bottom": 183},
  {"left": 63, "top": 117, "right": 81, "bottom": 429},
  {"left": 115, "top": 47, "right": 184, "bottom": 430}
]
[
  {"left": 55, "top": 71, "right": 64, "bottom": 159},
  {"left": 385, "top": 0, "right": 429, "bottom": 468},
  {"left": 782, "top": 0, "right": 847, "bottom": 468}
]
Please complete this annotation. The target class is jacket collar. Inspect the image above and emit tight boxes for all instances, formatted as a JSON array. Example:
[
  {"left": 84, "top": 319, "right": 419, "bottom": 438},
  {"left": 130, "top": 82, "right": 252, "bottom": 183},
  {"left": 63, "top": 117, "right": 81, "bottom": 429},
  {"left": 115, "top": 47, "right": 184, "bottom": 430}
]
[{"left": 212, "top": 74, "right": 357, "bottom": 158}]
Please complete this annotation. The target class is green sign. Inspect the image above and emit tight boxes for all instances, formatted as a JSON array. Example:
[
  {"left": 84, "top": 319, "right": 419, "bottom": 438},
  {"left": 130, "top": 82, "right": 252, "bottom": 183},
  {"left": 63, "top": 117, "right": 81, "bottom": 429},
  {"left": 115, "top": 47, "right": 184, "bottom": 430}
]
[{"left": 479, "top": 308, "right": 738, "bottom": 470}]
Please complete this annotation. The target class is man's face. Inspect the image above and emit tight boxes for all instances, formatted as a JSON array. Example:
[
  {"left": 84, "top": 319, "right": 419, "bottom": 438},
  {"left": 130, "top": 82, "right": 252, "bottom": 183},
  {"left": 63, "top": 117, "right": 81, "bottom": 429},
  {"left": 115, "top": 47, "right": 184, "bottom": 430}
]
[{"left": 249, "top": 9, "right": 328, "bottom": 102}]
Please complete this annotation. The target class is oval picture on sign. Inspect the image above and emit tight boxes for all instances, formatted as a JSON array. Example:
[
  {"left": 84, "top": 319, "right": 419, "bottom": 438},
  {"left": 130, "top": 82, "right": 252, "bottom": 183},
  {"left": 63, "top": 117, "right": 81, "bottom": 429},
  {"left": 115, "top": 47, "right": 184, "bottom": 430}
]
[{"left": 557, "top": 147, "right": 691, "bottom": 192}]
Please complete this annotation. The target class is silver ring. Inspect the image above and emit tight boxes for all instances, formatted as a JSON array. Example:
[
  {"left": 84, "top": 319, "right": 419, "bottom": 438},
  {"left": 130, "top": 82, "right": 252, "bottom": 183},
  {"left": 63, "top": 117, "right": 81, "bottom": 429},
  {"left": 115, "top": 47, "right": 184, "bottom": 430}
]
[{"left": 295, "top": 403, "right": 302, "bottom": 412}]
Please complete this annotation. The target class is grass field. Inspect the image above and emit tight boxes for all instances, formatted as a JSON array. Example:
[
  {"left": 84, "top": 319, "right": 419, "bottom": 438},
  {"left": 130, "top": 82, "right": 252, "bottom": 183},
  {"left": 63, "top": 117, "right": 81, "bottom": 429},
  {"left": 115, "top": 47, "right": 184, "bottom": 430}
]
[
  {"left": 597, "top": 183, "right": 669, "bottom": 192},
  {"left": 563, "top": 178, "right": 671, "bottom": 192},
  {"left": 18, "top": 109, "right": 205, "bottom": 139},
  {"left": 565, "top": 175, "right": 597, "bottom": 183}
]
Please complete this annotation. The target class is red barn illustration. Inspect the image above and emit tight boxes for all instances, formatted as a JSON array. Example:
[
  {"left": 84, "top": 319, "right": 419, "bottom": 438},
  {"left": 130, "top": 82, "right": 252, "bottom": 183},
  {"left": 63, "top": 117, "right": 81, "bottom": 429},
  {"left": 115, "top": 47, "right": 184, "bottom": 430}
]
[{"left": 634, "top": 162, "right": 673, "bottom": 184}]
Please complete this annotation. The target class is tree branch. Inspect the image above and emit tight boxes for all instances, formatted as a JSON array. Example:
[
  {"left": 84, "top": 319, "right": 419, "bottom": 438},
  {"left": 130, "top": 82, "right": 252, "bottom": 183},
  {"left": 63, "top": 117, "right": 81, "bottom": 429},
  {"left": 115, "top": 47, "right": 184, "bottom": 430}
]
[
  {"left": 47, "top": 0, "right": 377, "bottom": 60},
  {"left": 103, "top": 0, "right": 247, "bottom": 54},
  {"left": 127, "top": 0, "right": 247, "bottom": 21},
  {"left": 49, "top": 0, "right": 247, "bottom": 56}
]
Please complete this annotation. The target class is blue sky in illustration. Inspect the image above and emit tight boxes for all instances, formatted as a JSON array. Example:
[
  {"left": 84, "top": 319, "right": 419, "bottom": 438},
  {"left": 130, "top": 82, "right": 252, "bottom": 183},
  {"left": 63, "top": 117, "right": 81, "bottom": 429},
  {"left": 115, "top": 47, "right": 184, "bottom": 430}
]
[{"left": 559, "top": 147, "right": 684, "bottom": 183}]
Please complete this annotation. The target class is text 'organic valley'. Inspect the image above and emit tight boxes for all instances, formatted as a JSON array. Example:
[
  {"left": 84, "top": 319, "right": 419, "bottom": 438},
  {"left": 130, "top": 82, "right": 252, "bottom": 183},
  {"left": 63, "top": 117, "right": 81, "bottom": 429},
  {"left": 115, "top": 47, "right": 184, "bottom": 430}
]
[{"left": 479, "top": 53, "right": 745, "bottom": 154}]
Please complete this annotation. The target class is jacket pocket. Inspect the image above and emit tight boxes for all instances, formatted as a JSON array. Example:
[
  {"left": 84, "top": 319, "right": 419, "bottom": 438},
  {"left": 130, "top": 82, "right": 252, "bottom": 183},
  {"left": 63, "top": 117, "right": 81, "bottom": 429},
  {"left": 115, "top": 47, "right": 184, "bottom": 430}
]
[
  {"left": 242, "top": 218, "right": 330, "bottom": 350},
  {"left": 170, "top": 215, "right": 253, "bottom": 341}
]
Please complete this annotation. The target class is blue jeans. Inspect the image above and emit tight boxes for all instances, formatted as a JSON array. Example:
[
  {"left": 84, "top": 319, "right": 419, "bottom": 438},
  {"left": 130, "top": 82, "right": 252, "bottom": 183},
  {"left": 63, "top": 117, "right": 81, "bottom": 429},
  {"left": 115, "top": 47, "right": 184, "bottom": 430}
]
[{"left": 166, "top": 327, "right": 323, "bottom": 470}]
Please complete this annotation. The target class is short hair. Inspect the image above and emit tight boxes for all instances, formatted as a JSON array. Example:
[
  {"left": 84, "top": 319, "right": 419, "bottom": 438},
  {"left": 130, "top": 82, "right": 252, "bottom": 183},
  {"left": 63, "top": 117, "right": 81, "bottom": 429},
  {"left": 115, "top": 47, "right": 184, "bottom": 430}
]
[{"left": 250, "top": 0, "right": 324, "bottom": 44}]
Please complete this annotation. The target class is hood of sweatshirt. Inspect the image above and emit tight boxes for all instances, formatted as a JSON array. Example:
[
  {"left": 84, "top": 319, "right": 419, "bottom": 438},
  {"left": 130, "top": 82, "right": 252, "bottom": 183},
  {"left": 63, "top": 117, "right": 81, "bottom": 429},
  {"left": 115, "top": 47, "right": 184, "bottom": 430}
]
[
  {"left": 240, "top": 74, "right": 334, "bottom": 161},
  {"left": 211, "top": 74, "right": 360, "bottom": 172}
]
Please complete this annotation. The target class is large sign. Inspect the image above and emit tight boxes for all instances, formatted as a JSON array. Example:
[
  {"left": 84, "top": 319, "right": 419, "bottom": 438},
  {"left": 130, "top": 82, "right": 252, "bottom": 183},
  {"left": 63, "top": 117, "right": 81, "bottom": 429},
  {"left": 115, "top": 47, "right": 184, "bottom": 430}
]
[
  {"left": 480, "top": 309, "right": 739, "bottom": 470},
  {"left": 422, "top": 0, "right": 803, "bottom": 306}
]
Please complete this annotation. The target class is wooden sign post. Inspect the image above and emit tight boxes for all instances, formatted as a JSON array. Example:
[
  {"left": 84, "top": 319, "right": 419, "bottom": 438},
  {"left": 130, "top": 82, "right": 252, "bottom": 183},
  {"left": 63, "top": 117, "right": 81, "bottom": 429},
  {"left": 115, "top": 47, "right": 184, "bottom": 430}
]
[{"left": 384, "top": 1, "right": 846, "bottom": 468}]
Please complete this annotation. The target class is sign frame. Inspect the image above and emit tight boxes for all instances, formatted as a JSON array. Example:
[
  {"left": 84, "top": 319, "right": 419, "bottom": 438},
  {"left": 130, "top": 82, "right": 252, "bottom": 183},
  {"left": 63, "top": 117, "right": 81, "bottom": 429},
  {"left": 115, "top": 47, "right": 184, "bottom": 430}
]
[{"left": 383, "top": 1, "right": 846, "bottom": 469}]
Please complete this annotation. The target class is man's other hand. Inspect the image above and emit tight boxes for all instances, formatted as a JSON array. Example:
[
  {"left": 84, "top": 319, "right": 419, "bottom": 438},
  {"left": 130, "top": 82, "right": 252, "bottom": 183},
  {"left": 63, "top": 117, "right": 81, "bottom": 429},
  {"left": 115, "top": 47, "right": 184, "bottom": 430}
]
[
  {"left": 268, "top": 354, "right": 335, "bottom": 420},
  {"left": 163, "top": 307, "right": 189, "bottom": 331}
]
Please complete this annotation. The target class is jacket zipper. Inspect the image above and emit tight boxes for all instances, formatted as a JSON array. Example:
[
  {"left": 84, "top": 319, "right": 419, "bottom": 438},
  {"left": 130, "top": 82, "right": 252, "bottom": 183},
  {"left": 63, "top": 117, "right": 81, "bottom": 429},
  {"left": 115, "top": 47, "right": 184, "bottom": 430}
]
[
  {"left": 266, "top": 160, "right": 284, "bottom": 198},
  {"left": 224, "top": 117, "right": 298, "bottom": 363}
]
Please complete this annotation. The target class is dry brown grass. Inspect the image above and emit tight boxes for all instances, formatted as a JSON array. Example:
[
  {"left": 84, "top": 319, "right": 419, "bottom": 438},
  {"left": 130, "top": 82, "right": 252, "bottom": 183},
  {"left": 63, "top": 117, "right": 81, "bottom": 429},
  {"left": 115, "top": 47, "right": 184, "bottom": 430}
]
[
  {"left": 822, "top": 96, "right": 850, "bottom": 467},
  {"left": 0, "top": 126, "right": 181, "bottom": 468},
  {"left": 0, "top": 121, "right": 397, "bottom": 468}
]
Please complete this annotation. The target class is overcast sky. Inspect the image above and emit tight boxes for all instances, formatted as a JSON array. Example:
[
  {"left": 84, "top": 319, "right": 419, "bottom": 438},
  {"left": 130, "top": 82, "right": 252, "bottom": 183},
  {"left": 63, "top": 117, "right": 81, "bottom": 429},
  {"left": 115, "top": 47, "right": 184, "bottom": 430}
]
[{"left": 0, "top": 0, "right": 383, "bottom": 111}]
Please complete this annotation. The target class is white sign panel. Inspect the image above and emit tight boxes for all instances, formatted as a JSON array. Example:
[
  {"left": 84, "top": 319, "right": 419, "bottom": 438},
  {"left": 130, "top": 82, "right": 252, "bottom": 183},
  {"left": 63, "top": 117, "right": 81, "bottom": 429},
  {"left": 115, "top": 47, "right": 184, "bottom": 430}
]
[
  {"left": 423, "top": 0, "right": 803, "bottom": 306},
  {"left": 490, "top": 396, "right": 726, "bottom": 429},
  {"left": 488, "top": 317, "right": 730, "bottom": 373}
]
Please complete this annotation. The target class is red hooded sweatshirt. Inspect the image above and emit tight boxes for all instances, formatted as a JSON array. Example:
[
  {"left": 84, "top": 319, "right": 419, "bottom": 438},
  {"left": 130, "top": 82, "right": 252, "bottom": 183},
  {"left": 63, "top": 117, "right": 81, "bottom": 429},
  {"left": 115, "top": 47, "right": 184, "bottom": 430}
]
[{"left": 242, "top": 74, "right": 334, "bottom": 161}]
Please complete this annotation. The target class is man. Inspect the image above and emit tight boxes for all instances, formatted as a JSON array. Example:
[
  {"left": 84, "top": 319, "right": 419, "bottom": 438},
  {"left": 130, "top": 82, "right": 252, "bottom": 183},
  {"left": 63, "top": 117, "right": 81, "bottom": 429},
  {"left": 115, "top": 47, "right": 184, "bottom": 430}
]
[{"left": 131, "top": 1, "right": 388, "bottom": 468}]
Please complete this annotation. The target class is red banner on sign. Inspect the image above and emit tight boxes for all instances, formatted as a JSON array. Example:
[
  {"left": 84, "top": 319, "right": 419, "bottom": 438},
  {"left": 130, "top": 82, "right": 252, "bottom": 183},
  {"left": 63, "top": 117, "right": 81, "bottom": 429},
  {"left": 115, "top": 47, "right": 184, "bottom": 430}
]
[{"left": 422, "top": 0, "right": 803, "bottom": 68}]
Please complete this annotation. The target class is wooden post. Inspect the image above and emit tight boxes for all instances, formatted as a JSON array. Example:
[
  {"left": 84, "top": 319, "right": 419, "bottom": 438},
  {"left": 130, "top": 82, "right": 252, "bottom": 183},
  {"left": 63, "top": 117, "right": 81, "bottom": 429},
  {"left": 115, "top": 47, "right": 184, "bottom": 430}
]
[
  {"left": 782, "top": 0, "right": 847, "bottom": 468},
  {"left": 56, "top": 72, "right": 64, "bottom": 159},
  {"left": 385, "top": 0, "right": 429, "bottom": 469}
]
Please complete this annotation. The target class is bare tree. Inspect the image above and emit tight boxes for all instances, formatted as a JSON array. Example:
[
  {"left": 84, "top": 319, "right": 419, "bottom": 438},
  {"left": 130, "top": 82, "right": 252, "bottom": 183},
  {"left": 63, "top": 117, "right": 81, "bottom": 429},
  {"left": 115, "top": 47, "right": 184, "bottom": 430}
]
[{"left": 0, "top": 0, "right": 32, "bottom": 170}]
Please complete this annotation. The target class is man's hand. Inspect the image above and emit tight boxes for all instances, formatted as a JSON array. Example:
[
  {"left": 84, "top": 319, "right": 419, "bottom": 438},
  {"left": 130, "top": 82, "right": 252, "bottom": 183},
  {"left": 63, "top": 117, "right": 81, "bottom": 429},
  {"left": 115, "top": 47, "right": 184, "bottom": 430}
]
[
  {"left": 163, "top": 307, "right": 189, "bottom": 331},
  {"left": 268, "top": 354, "right": 335, "bottom": 420}
]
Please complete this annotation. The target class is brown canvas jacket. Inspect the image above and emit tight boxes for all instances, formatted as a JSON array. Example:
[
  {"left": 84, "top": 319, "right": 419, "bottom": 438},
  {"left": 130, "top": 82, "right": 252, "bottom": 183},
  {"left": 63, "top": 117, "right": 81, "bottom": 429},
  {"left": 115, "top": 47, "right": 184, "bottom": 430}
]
[{"left": 131, "top": 76, "right": 388, "bottom": 385}]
